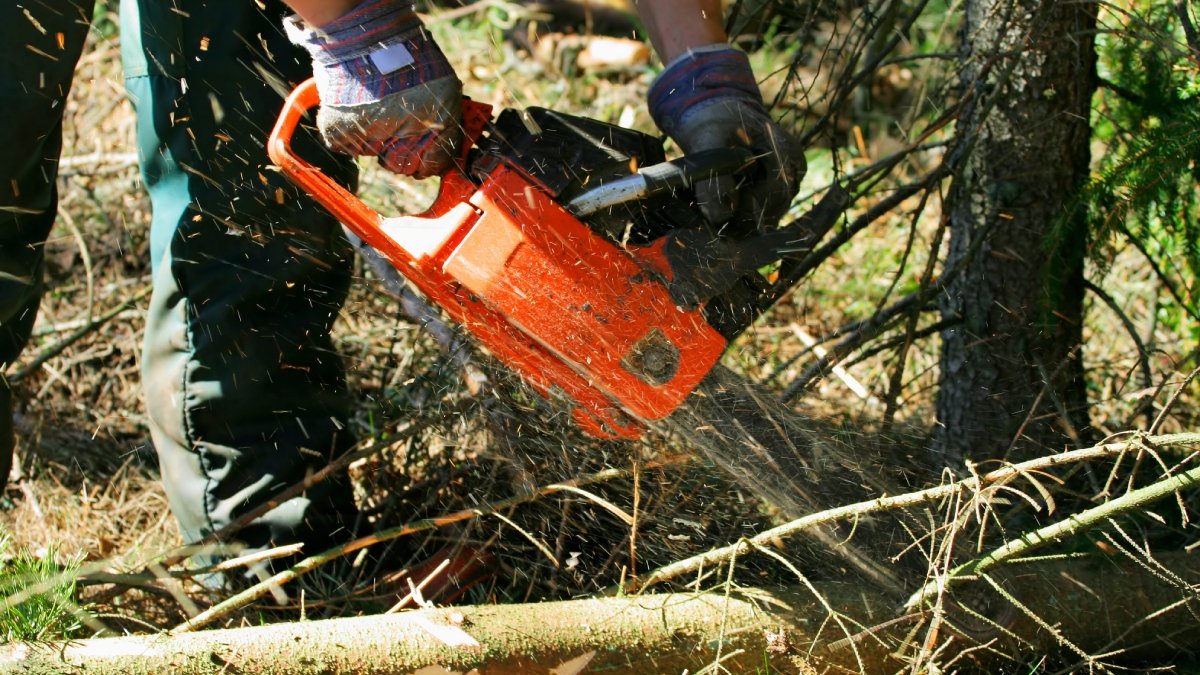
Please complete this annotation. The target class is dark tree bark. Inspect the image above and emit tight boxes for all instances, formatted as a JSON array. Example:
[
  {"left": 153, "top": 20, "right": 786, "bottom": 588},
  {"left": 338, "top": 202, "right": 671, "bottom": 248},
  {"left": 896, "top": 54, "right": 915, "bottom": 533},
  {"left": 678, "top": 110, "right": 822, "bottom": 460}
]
[{"left": 936, "top": 0, "right": 1098, "bottom": 464}]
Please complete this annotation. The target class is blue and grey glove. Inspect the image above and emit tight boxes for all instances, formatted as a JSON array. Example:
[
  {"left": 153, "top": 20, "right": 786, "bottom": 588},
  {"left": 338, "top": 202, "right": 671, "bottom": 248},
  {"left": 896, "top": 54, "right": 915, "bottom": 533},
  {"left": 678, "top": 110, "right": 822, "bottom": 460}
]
[
  {"left": 285, "top": 0, "right": 462, "bottom": 178},
  {"left": 649, "top": 45, "right": 804, "bottom": 236}
]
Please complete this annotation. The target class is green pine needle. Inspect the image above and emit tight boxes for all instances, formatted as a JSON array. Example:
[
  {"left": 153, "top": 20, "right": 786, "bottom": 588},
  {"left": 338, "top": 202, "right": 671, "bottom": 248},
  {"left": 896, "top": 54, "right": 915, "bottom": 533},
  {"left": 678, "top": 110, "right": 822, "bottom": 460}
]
[{"left": 0, "top": 533, "right": 90, "bottom": 642}]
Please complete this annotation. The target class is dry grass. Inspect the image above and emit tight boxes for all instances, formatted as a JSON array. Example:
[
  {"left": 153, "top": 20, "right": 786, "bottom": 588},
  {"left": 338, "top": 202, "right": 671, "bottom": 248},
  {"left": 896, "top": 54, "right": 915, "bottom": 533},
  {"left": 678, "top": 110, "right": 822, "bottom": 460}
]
[{"left": 4, "top": 12, "right": 158, "bottom": 562}]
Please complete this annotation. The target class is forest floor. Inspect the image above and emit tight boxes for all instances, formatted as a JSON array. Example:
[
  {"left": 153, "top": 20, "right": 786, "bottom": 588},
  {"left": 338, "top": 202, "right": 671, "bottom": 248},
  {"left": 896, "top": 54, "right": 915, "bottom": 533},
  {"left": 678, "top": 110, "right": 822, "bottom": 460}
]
[
  {"left": 4, "top": 3, "right": 1197, "bottom": 670},
  {"left": 4, "top": 3, "right": 875, "bottom": 633}
]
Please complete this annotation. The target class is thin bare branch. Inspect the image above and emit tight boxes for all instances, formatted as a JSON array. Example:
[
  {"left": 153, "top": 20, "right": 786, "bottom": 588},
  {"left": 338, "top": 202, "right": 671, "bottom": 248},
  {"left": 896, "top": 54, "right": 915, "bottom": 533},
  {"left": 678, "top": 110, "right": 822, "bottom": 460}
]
[
  {"left": 906, "top": 455, "right": 1200, "bottom": 611},
  {"left": 638, "top": 433, "right": 1200, "bottom": 592}
]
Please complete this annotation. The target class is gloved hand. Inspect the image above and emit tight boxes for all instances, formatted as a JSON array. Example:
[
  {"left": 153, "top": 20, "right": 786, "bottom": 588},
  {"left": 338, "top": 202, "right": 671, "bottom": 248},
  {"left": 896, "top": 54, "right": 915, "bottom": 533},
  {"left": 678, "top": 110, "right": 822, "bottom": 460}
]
[
  {"left": 648, "top": 45, "right": 804, "bottom": 237},
  {"left": 284, "top": 0, "right": 462, "bottom": 178}
]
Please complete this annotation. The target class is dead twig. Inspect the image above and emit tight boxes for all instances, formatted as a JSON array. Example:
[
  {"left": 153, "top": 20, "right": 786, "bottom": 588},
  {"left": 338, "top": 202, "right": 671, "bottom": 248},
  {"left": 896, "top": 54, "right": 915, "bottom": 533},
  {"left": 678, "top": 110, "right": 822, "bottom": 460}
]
[
  {"left": 979, "top": 572, "right": 1103, "bottom": 670},
  {"left": 636, "top": 433, "right": 1200, "bottom": 593},
  {"left": 881, "top": 186, "right": 947, "bottom": 433},
  {"left": 1150, "top": 365, "right": 1200, "bottom": 435},
  {"left": 7, "top": 285, "right": 152, "bottom": 384},
  {"left": 905, "top": 457, "right": 1200, "bottom": 611},
  {"left": 54, "top": 209, "right": 95, "bottom": 323},
  {"left": 1083, "top": 279, "right": 1155, "bottom": 400},
  {"left": 169, "top": 460, "right": 681, "bottom": 633}
]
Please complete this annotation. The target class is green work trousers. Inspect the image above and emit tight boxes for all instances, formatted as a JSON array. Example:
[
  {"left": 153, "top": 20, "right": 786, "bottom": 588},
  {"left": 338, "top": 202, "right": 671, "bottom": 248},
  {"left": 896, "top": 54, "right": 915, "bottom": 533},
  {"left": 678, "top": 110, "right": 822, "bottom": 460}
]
[{"left": 2, "top": 1, "right": 364, "bottom": 567}]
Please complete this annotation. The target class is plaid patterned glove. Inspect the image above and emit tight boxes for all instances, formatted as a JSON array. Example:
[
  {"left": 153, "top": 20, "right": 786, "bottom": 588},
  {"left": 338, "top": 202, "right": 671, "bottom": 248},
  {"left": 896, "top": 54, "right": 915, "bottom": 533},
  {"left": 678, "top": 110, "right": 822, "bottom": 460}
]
[
  {"left": 649, "top": 46, "right": 804, "bottom": 236},
  {"left": 285, "top": 0, "right": 462, "bottom": 178}
]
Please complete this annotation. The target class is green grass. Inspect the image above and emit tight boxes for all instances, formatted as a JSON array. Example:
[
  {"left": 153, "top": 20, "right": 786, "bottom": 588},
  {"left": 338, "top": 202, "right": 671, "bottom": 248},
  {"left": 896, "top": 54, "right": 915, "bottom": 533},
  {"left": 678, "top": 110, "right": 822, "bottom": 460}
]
[{"left": 0, "top": 532, "right": 90, "bottom": 642}]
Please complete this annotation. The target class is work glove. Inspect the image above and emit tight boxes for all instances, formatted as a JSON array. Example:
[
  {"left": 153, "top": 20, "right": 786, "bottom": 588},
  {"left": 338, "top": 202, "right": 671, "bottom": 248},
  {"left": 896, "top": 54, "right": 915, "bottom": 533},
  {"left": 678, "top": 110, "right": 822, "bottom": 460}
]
[
  {"left": 648, "top": 45, "right": 804, "bottom": 237},
  {"left": 284, "top": 0, "right": 463, "bottom": 178}
]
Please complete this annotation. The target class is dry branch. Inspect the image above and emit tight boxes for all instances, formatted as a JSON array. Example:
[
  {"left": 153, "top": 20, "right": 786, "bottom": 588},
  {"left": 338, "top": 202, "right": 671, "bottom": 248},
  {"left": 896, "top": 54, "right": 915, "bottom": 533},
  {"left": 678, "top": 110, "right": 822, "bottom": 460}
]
[
  {"left": 637, "top": 432, "right": 1200, "bottom": 592},
  {"left": 7, "top": 285, "right": 152, "bottom": 383},
  {"left": 906, "top": 444, "right": 1200, "bottom": 609},
  {"left": 8, "top": 553, "right": 1200, "bottom": 674},
  {"left": 170, "top": 463, "right": 659, "bottom": 633}
]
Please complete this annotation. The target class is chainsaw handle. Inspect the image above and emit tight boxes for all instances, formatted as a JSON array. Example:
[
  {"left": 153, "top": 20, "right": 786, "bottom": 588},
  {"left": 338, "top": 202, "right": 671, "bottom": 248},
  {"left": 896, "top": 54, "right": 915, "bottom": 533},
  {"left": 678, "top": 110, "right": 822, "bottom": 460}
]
[
  {"left": 269, "top": 78, "right": 372, "bottom": 231},
  {"left": 645, "top": 146, "right": 757, "bottom": 193},
  {"left": 267, "top": 78, "right": 492, "bottom": 229},
  {"left": 567, "top": 146, "right": 756, "bottom": 216}
]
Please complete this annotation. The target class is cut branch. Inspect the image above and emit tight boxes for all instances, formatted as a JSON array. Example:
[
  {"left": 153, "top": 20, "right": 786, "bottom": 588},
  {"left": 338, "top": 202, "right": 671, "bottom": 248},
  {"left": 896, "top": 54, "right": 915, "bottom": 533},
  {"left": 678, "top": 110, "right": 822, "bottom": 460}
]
[
  {"left": 8, "top": 553, "right": 1200, "bottom": 673},
  {"left": 906, "top": 449, "right": 1200, "bottom": 610},
  {"left": 637, "top": 433, "right": 1200, "bottom": 592}
]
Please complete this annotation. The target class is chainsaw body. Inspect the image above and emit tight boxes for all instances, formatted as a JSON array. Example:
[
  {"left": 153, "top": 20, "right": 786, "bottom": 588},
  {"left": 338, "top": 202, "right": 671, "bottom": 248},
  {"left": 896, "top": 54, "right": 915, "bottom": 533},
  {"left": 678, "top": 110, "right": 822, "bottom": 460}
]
[{"left": 268, "top": 80, "right": 728, "bottom": 438}]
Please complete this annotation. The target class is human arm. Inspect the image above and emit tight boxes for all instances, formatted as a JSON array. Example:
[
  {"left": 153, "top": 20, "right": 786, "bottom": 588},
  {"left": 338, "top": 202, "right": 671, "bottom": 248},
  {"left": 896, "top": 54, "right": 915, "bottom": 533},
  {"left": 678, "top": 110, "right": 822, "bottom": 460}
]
[
  {"left": 635, "top": 0, "right": 727, "bottom": 62},
  {"left": 634, "top": 0, "right": 804, "bottom": 235},
  {"left": 280, "top": 0, "right": 358, "bottom": 26}
]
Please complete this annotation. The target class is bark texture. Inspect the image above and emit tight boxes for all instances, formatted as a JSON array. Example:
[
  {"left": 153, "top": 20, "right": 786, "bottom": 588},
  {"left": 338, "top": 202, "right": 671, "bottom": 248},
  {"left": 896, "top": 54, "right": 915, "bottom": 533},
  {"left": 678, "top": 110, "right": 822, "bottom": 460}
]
[
  {"left": 6, "top": 553, "right": 1200, "bottom": 674},
  {"left": 936, "top": 0, "right": 1098, "bottom": 463}
]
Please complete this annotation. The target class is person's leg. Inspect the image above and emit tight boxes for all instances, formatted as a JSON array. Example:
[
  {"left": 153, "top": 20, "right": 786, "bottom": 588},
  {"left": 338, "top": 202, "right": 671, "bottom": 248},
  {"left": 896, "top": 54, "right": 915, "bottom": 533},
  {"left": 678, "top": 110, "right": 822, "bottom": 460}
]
[
  {"left": 121, "top": 0, "right": 363, "bottom": 566},
  {"left": 0, "top": 1, "right": 95, "bottom": 492}
]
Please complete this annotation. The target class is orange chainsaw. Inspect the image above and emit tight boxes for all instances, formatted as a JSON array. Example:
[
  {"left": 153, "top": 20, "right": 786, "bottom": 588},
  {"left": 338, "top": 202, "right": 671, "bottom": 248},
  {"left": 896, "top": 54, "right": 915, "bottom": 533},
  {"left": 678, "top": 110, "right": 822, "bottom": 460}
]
[{"left": 268, "top": 79, "right": 846, "bottom": 439}]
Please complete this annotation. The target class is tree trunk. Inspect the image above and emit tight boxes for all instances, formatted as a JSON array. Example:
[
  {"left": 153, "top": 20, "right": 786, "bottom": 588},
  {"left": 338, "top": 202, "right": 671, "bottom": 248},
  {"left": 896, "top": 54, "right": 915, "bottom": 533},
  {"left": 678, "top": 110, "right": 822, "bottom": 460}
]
[
  {"left": 7, "top": 553, "right": 1200, "bottom": 674},
  {"left": 936, "top": 0, "right": 1097, "bottom": 464}
]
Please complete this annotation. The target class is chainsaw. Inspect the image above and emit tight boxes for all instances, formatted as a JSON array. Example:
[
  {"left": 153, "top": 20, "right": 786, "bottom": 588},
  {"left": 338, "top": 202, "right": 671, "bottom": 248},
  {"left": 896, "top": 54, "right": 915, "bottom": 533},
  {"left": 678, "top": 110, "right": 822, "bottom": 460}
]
[{"left": 268, "top": 79, "right": 847, "bottom": 440}]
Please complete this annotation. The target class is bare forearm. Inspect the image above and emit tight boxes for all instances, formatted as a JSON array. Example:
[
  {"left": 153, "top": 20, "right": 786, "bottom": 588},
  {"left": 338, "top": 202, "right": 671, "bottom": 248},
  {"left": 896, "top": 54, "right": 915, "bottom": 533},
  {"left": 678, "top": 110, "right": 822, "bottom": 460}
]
[
  {"left": 281, "top": 0, "right": 360, "bottom": 26},
  {"left": 634, "top": 0, "right": 728, "bottom": 62},
  {"left": 281, "top": 0, "right": 728, "bottom": 61}
]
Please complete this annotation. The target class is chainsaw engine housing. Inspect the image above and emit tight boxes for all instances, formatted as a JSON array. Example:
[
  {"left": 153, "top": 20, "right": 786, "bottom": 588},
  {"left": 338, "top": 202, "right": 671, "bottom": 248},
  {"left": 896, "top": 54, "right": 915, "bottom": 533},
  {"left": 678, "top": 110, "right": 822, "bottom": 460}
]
[{"left": 470, "top": 107, "right": 772, "bottom": 339}]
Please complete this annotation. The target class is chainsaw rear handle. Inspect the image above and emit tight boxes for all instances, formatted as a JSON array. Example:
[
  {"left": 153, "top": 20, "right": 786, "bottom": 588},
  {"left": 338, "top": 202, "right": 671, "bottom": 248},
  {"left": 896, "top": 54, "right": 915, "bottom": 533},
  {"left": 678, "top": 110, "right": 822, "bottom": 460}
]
[
  {"left": 267, "top": 78, "right": 492, "bottom": 229},
  {"left": 567, "top": 146, "right": 756, "bottom": 216}
]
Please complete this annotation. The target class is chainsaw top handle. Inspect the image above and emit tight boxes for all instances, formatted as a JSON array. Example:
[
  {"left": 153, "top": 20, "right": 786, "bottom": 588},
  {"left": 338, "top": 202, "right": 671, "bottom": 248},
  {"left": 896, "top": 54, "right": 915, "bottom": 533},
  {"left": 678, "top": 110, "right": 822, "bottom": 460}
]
[
  {"left": 267, "top": 78, "right": 493, "bottom": 229},
  {"left": 566, "top": 145, "right": 756, "bottom": 217}
]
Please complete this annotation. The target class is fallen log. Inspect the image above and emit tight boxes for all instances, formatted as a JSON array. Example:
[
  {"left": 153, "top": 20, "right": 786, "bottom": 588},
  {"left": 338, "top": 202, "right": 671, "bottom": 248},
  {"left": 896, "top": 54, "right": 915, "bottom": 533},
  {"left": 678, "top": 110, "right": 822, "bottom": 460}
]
[{"left": 5, "top": 552, "right": 1200, "bottom": 674}]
